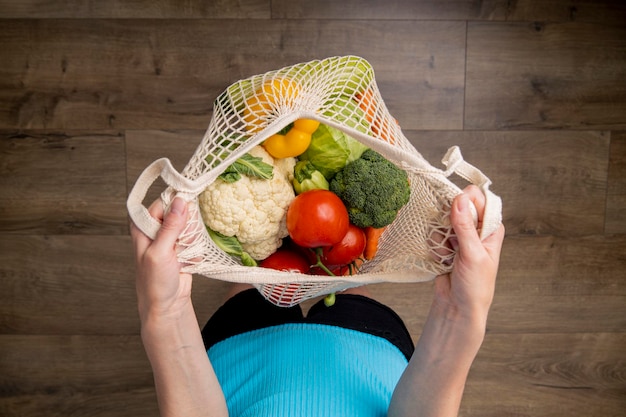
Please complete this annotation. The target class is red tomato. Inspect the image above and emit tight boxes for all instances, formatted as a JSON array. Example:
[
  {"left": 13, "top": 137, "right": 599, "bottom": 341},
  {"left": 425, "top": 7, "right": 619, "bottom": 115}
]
[
  {"left": 320, "top": 224, "right": 366, "bottom": 267},
  {"left": 260, "top": 249, "right": 310, "bottom": 273},
  {"left": 286, "top": 189, "right": 349, "bottom": 248},
  {"left": 308, "top": 260, "right": 362, "bottom": 277},
  {"left": 308, "top": 265, "right": 345, "bottom": 276}
]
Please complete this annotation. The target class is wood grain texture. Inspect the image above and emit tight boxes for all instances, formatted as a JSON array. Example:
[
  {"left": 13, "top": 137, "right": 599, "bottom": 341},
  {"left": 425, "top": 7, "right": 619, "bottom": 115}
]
[
  {"left": 0, "top": 19, "right": 465, "bottom": 130},
  {"left": 463, "top": 333, "right": 626, "bottom": 416},
  {"left": 407, "top": 130, "right": 610, "bottom": 236},
  {"left": 0, "top": 131, "right": 128, "bottom": 234},
  {"left": 606, "top": 131, "right": 626, "bottom": 233},
  {"left": 0, "top": 235, "right": 138, "bottom": 334},
  {"left": 125, "top": 129, "right": 205, "bottom": 207},
  {"left": 0, "top": 0, "right": 270, "bottom": 19},
  {"left": 0, "top": 335, "right": 160, "bottom": 417},
  {"left": 504, "top": 0, "right": 626, "bottom": 23},
  {"left": 273, "top": 0, "right": 626, "bottom": 23},
  {"left": 3, "top": 0, "right": 625, "bottom": 23},
  {"left": 490, "top": 234, "right": 626, "bottom": 333},
  {"left": 0, "top": 234, "right": 230, "bottom": 335},
  {"left": 465, "top": 21, "right": 626, "bottom": 130},
  {"left": 1, "top": 2, "right": 625, "bottom": 416},
  {"left": 272, "top": 0, "right": 509, "bottom": 20}
]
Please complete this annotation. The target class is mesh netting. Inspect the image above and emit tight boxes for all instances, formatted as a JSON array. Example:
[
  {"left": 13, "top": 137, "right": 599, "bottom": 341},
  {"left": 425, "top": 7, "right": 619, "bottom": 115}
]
[{"left": 133, "top": 56, "right": 499, "bottom": 307}]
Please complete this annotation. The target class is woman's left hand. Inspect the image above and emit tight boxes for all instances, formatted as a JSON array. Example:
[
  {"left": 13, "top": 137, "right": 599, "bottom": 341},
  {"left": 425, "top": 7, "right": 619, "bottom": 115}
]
[{"left": 130, "top": 197, "right": 192, "bottom": 322}]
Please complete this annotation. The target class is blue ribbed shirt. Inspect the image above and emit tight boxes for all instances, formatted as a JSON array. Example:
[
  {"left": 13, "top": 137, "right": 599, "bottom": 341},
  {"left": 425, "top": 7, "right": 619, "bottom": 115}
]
[{"left": 208, "top": 323, "right": 408, "bottom": 417}]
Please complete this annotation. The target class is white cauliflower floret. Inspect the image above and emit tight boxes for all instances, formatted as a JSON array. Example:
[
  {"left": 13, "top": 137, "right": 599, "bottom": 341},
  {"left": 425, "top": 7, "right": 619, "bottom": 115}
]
[{"left": 198, "top": 146, "right": 296, "bottom": 260}]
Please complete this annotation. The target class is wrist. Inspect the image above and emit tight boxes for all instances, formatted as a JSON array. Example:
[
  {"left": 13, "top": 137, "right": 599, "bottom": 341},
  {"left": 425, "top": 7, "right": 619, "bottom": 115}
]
[
  {"left": 140, "top": 301, "right": 197, "bottom": 339},
  {"left": 137, "top": 293, "right": 194, "bottom": 324},
  {"left": 423, "top": 300, "right": 488, "bottom": 358}
]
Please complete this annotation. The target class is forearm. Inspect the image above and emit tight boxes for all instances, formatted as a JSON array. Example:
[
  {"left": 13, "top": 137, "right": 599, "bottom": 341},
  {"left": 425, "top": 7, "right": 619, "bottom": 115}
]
[
  {"left": 388, "top": 302, "right": 486, "bottom": 417},
  {"left": 141, "top": 304, "right": 228, "bottom": 417}
]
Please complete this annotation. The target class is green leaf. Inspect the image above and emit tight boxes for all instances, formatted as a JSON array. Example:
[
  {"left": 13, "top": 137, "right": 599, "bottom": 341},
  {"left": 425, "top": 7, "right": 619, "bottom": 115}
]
[
  {"left": 206, "top": 227, "right": 258, "bottom": 267},
  {"left": 218, "top": 152, "right": 274, "bottom": 182}
]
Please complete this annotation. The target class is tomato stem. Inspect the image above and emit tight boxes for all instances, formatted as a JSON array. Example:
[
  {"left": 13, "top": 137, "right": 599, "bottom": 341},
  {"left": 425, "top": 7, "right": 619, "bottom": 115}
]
[{"left": 313, "top": 247, "right": 335, "bottom": 276}]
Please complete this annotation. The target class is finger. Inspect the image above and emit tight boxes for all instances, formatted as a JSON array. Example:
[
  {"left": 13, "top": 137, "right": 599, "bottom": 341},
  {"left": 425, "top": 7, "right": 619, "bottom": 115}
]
[
  {"left": 130, "top": 199, "right": 165, "bottom": 253},
  {"left": 151, "top": 197, "right": 189, "bottom": 254},
  {"left": 482, "top": 223, "right": 506, "bottom": 260},
  {"left": 130, "top": 199, "right": 164, "bottom": 245},
  {"left": 130, "top": 219, "right": 151, "bottom": 256},
  {"left": 147, "top": 199, "right": 165, "bottom": 222},
  {"left": 450, "top": 193, "right": 483, "bottom": 257},
  {"left": 462, "top": 185, "right": 486, "bottom": 221}
]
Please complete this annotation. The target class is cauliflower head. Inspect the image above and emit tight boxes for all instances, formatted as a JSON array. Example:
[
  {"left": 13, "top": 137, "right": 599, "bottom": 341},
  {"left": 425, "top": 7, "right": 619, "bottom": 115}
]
[{"left": 198, "top": 146, "right": 296, "bottom": 260}]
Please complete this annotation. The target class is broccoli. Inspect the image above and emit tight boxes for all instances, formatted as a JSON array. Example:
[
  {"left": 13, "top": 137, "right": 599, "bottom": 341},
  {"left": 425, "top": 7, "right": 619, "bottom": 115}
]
[{"left": 329, "top": 149, "right": 410, "bottom": 228}]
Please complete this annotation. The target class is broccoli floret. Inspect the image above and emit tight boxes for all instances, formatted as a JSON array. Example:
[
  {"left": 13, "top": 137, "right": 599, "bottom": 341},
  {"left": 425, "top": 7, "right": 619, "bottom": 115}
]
[{"left": 329, "top": 149, "right": 410, "bottom": 228}]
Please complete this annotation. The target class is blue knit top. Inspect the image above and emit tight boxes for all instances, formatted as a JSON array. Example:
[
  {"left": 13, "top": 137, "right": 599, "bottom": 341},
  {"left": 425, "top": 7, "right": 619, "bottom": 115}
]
[{"left": 207, "top": 323, "right": 408, "bottom": 417}]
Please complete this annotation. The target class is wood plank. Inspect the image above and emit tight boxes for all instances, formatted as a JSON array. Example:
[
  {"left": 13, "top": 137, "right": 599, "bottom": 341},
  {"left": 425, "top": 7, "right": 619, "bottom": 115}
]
[
  {"left": 0, "top": 234, "right": 230, "bottom": 335},
  {"left": 0, "top": 334, "right": 159, "bottom": 417},
  {"left": 125, "top": 129, "right": 205, "bottom": 208},
  {"left": 406, "top": 130, "right": 609, "bottom": 236},
  {"left": 0, "top": 389, "right": 158, "bottom": 417},
  {"left": 0, "top": 0, "right": 270, "bottom": 19},
  {"left": 0, "top": 131, "right": 128, "bottom": 235},
  {"left": 272, "top": 0, "right": 509, "bottom": 20},
  {"left": 0, "top": 235, "right": 138, "bottom": 334},
  {"left": 504, "top": 0, "right": 626, "bottom": 24},
  {"left": 307, "top": 234, "right": 626, "bottom": 337},
  {"left": 3, "top": 0, "right": 625, "bottom": 23},
  {"left": 465, "top": 22, "right": 626, "bottom": 130},
  {"left": 489, "top": 234, "right": 626, "bottom": 333},
  {"left": 273, "top": 0, "right": 626, "bottom": 23},
  {"left": 462, "top": 333, "right": 626, "bottom": 416},
  {"left": 0, "top": 19, "right": 465, "bottom": 130},
  {"left": 606, "top": 131, "right": 626, "bottom": 233}
]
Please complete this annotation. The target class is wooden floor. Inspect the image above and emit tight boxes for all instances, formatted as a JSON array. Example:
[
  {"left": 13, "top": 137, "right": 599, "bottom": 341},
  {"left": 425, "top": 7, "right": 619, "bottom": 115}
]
[{"left": 1, "top": 1, "right": 625, "bottom": 416}]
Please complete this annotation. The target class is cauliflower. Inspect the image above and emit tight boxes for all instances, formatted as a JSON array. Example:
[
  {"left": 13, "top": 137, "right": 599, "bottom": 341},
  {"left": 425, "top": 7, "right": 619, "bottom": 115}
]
[{"left": 198, "top": 146, "right": 296, "bottom": 260}]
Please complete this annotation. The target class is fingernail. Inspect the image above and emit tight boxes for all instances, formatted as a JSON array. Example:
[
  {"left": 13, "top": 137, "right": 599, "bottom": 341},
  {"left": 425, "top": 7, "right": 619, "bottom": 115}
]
[
  {"left": 170, "top": 197, "right": 185, "bottom": 215},
  {"left": 456, "top": 193, "right": 468, "bottom": 213}
]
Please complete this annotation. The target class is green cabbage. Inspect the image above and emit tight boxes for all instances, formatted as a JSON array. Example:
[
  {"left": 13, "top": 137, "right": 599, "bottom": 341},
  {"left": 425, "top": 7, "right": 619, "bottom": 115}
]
[{"left": 298, "top": 124, "right": 368, "bottom": 179}]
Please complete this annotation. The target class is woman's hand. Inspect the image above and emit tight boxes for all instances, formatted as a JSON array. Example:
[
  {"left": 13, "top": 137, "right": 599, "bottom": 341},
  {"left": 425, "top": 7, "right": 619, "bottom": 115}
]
[
  {"left": 389, "top": 186, "right": 505, "bottom": 417},
  {"left": 433, "top": 185, "right": 505, "bottom": 327},
  {"left": 130, "top": 197, "right": 192, "bottom": 322},
  {"left": 131, "top": 197, "right": 229, "bottom": 417}
]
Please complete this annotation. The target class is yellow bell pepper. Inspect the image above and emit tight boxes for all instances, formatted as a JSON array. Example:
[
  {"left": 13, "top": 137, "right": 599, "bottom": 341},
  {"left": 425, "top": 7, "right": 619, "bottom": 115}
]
[
  {"left": 242, "top": 78, "right": 300, "bottom": 133},
  {"left": 263, "top": 119, "right": 320, "bottom": 159}
]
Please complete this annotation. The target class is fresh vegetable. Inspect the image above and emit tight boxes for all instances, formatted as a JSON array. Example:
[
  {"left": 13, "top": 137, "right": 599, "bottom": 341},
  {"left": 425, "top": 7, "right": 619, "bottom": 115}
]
[
  {"left": 321, "top": 98, "right": 369, "bottom": 135},
  {"left": 260, "top": 248, "right": 310, "bottom": 273},
  {"left": 324, "top": 293, "right": 336, "bottom": 307},
  {"left": 263, "top": 119, "right": 320, "bottom": 159},
  {"left": 363, "top": 226, "right": 386, "bottom": 260},
  {"left": 309, "top": 258, "right": 364, "bottom": 277},
  {"left": 298, "top": 124, "right": 368, "bottom": 179},
  {"left": 329, "top": 149, "right": 410, "bottom": 229},
  {"left": 206, "top": 227, "right": 257, "bottom": 267},
  {"left": 218, "top": 152, "right": 274, "bottom": 183},
  {"left": 319, "top": 224, "right": 366, "bottom": 267},
  {"left": 286, "top": 189, "right": 349, "bottom": 248},
  {"left": 243, "top": 78, "right": 300, "bottom": 133},
  {"left": 292, "top": 160, "right": 329, "bottom": 194},
  {"left": 355, "top": 88, "right": 397, "bottom": 144},
  {"left": 198, "top": 146, "right": 296, "bottom": 260}
]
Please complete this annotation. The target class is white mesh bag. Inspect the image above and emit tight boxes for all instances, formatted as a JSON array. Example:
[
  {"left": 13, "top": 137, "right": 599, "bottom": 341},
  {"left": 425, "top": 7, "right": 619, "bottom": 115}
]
[{"left": 128, "top": 56, "right": 502, "bottom": 307}]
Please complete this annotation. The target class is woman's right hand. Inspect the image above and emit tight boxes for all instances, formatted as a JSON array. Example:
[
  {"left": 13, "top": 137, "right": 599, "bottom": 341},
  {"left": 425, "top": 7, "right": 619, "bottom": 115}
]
[
  {"left": 389, "top": 186, "right": 505, "bottom": 417},
  {"left": 433, "top": 185, "right": 505, "bottom": 327}
]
